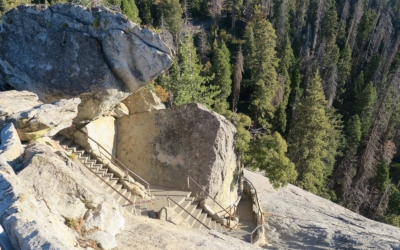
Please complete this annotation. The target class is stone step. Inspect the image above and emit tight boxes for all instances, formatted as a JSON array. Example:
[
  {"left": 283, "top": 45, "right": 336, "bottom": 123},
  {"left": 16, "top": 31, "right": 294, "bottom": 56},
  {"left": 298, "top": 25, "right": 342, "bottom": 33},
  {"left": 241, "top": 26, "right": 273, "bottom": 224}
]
[
  {"left": 187, "top": 207, "right": 203, "bottom": 227},
  {"left": 174, "top": 198, "right": 194, "bottom": 216},
  {"left": 181, "top": 203, "right": 198, "bottom": 221},
  {"left": 192, "top": 212, "right": 208, "bottom": 229},
  {"left": 210, "top": 220, "right": 217, "bottom": 230}
]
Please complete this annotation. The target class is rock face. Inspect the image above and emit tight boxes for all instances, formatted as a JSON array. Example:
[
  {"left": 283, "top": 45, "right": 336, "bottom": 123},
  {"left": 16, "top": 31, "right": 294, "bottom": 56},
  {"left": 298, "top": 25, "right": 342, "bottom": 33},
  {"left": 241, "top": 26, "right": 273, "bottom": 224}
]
[
  {"left": 122, "top": 88, "right": 166, "bottom": 115},
  {"left": 73, "top": 116, "right": 117, "bottom": 160},
  {"left": 0, "top": 90, "right": 80, "bottom": 141},
  {"left": 0, "top": 141, "right": 125, "bottom": 250},
  {"left": 244, "top": 169, "right": 400, "bottom": 249},
  {"left": 0, "top": 4, "right": 172, "bottom": 122},
  {"left": 117, "top": 103, "right": 240, "bottom": 211},
  {"left": 0, "top": 123, "right": 23, "bottom": 165}
]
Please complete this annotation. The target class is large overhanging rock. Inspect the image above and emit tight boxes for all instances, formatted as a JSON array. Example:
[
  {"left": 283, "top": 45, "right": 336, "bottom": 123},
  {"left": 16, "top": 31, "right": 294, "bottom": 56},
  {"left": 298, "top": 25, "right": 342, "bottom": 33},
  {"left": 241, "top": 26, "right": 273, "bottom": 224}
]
[
  {"left": 0, "top": 4, "right": 172, "bottom": 122},
  {"left": 0, "top": 90, "right": 80, "bottom": 141},
  {"left": 117, "top": 103, "right": 241, "bottom": 211}
]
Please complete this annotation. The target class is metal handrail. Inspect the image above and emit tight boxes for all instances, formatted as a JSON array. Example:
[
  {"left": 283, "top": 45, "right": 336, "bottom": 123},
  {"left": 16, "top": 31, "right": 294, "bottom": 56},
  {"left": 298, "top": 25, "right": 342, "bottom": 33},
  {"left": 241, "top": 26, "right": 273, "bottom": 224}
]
[
  {"left": 187, "top": 175, "right": 234, "bottom": 228},
  {"left": 76, "top": 155, "right": 135, "bottom": 207},
  {"left": 124, "top": 195, "right": 211, "bottom": 229},
  {"left": 72, "top": 125, "right": 151, "bottom": 194},
  {"left": 224, "top": 225, "right": 262, "bottom": 244},
  {"left": 166, "top": 196, "right": 211, "bottom": 230},
  {"left": 243, "top": 177, "right": 263, "bottom": 223}
]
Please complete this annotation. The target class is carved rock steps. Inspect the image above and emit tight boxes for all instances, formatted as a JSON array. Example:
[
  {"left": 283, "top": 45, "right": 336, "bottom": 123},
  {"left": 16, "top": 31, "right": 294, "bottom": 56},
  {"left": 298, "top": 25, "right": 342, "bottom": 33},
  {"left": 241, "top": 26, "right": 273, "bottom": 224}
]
[{"left": 52, "top": 134, "right": 226, "bottom": 232}]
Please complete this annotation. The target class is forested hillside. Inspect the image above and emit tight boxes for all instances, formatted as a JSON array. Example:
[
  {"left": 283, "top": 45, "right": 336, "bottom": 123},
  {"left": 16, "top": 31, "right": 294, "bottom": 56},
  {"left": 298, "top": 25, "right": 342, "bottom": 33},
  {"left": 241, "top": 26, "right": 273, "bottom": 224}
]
[{"left": 2, "top": 0, "right": 400, "bottom": 227}]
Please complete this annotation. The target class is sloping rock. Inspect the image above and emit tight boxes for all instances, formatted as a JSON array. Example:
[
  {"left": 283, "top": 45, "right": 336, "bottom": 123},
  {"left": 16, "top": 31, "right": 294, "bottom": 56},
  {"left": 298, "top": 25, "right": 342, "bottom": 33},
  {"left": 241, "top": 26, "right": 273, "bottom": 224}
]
[
  {"left": 113, "top": 102, "right": 129, "bottom": 117},
  {"left": 243, "top": 169, "right": 400, "bottom": 249},
  {"left": 0, "top": 157, "right": 79, "bottom": 249},
  {"left": 0, "top": 90, "right": 80, "bottom": 141},
  {"left": 122, "top": 88, "right": 165, "bottom": 114},
  {"left": 0, "top": 142, "right": 125, "bottom": 249},
  {"left": 0, "top": 123, "right": 23, "bottom": 165},
  {"left": 116, "top": 216, "right": 261, "bottom": 250},
  {"left": 117, "top": 103, "right": 240, "bottom": 211},
  {"left": 0, "top": 4, "right": 172, "bottom": 122}
]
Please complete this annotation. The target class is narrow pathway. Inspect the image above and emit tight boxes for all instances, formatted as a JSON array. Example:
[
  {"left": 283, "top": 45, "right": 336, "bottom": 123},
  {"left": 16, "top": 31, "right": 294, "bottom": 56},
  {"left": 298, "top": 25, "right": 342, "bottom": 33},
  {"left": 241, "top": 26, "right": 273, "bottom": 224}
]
[{"left": 227, "top": 192, "right": 257, "bottom": 242}]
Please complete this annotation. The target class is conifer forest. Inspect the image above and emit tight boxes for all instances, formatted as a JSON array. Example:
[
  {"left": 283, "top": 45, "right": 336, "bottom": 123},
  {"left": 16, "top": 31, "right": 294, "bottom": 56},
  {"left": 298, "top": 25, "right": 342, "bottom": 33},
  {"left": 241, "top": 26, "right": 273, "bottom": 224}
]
[{"left": 2, "top": 0, "right": 400, "bottom": 227}]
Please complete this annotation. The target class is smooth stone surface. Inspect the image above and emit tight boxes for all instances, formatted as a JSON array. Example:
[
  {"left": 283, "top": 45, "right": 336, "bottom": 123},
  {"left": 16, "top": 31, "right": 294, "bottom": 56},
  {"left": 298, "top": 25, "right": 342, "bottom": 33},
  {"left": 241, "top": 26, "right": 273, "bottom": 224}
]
[
  {"left": 115, "top": 215, "right": 261, "bottom": 250},
  {"left": 244, "top": 169, "right": 400, "bottom": 249},
  {"left": 117, "top": 103, "right": 241, "bottom": 212},
  {"left": 73, "top": 116, "right": 117, "bottom": 162}
]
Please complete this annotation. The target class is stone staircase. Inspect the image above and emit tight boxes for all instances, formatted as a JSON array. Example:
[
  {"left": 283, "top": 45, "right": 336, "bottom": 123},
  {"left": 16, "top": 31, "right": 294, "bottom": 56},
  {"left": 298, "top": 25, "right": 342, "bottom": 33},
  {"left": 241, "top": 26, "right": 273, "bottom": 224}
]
[{"left": 52, "top": 134, "right": 227, "bottom": 231}]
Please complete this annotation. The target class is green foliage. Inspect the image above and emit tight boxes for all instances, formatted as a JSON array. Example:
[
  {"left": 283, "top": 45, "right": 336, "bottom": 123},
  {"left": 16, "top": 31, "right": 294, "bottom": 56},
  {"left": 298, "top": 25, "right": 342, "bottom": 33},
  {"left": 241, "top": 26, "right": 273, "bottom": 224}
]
[
  {"left": 245, "top": 14, "right": 279, "bottom": 128},
  {"left": 211, "top": 42, "right": 232, "bottom": 111},
  {"left": 356, "top": 9, "right": 378, "bottom": 46},
  {"left": 168, "top": 33, "right": 219, "bottom": 109},
  {"left": 346, "top": 115, "right": 362, "bottom": 148},
  {"left": 375, "top": 162, "right": 390, "bottom": 192},
  {"left": 321, "top": 0, "right": 338, "bottom": 44},
  {"left": 92, "top": 15, "right": 101, "bottom": 28},
  {"left": 157, "top": 0, "right": 182, "bottom": 38},
  {"left": 121, "top": 0, "right": 141, "bottom": 23},
  {"left": 137, "top": 0, "right": 153, "bottom": 25},
  {"left": 288, "top": 71, "right": 331, "bottom": 194},
  {"left": 337, "top": 45, "right": 352, "bottom": 97},
  {"left": 247, "top": 132, "right": 297, "bottom": 188}
]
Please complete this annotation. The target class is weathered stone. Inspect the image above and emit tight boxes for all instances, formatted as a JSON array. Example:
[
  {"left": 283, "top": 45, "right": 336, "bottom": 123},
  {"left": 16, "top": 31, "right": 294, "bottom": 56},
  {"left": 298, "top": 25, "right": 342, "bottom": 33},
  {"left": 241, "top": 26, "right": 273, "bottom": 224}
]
[
  {"left": 0, "top": 157, "right": 80, "bottom": 249},
  {"left": 1, "top": 143, "right": 126, "bottom": 249},
  {"left": 87, "top": 231, "right": 117, "bottom": 250},
  {"left": 113, "top": 103, "right": 129, "bottom": 118},
  {"left": 116, "top": 216, "right": 261, "bottom": 250},
  {"left": 122, "top": 88, "right": 165, "bottom": 115},
  {"left": 0, "top": 123, "right": 23, "bottom": 165},
  {"left": 0, "top": 4, "right": 172, "bottom": 122},
  {"left": 0, "top": 90, "right": 42, "bottom": 117},
  {"left": 244, "top": 169, "right": 400, "bottom": 249},
  {"left": 0, "top": 90, "right": 80, "bottom": 141},
  {"left": 117, "top": 103, "right": 240, "bottom": 211},
  {"left": 73, "top": 116, "right": 116, "bottom": 163}
]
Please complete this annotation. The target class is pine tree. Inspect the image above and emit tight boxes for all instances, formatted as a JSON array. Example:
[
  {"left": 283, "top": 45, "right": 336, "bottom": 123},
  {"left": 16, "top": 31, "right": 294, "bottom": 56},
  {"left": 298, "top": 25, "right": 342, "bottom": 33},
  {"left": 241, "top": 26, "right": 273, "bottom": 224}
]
[
  {"left": 157, "top": 0, "right": 183, "bottom": 44},
  {"left": 211, "top": 42, "right": 232, "bottom": 113},
  {"left": 337, "top": 45, "right": 352, "bottom": 100},
  {"left": 121, "top": 0, "right": 141, "bottom": 23},
  {"left": 273, "top": 34, "right": 294, "bottom": 135},
  {"left": 288, "top": 71, "right": 331, "bottom": 194},
  {"left": 247, "top": 132, "right": 297, "bottom": 188},
  {"left": 245, "top": 15, "right": 279, "bottom": 128},
  {"left": 174, "top": 33, "right": 219, "bottom": 108}
]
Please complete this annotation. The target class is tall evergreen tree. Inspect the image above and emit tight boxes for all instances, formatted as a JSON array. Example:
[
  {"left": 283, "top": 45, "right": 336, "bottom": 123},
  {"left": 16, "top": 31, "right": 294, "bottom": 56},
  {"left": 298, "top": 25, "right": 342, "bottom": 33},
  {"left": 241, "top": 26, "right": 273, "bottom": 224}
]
[
  {"left": 288, "top": 71, "right": 331, "bottom": 194},
  {"left": 211, "top": 42, "right": 232, "bottom": 113},
  {"left": 121, "top": 0, "right": 141, "bottom": 23},
  {"left": 173, "top": 33, "right": 219, "bottom": 108},
  {"left": 245, "top": 14, "right": 279, "bottom": 128},
  {"left": 157, "top": 0, "right": 183, "bottom": 44}
]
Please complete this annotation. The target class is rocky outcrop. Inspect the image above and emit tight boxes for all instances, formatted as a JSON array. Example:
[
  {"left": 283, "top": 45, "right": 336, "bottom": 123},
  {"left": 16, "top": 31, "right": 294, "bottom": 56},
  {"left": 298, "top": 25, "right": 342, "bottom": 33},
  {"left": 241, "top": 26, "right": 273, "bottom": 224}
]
[
  {"left": 244, "top": 169, "right": 400, "bottom": 249},
  {"left": 0, "top": 123, "right": 23, "bottom": 165},
  {"left": 0, "top": 90, "right": 80, "bottom": 141},
  {"left": 0, "top": 4, "right": 172, "bottom": 122},
  {"left": 122, "top": 88, "right": 165, "bottom": 114},
  {"left": 117, "top": 103, "right": 240, "bottom": 211},
  {"left": 0, "top": 141, "right": 125, "bottom": 250},
  {"left": 73, "top": 116, "right": 117, "bottom": 161},
  {"left": 116, "top": 216, "right": 261, "bottom": 250}
]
